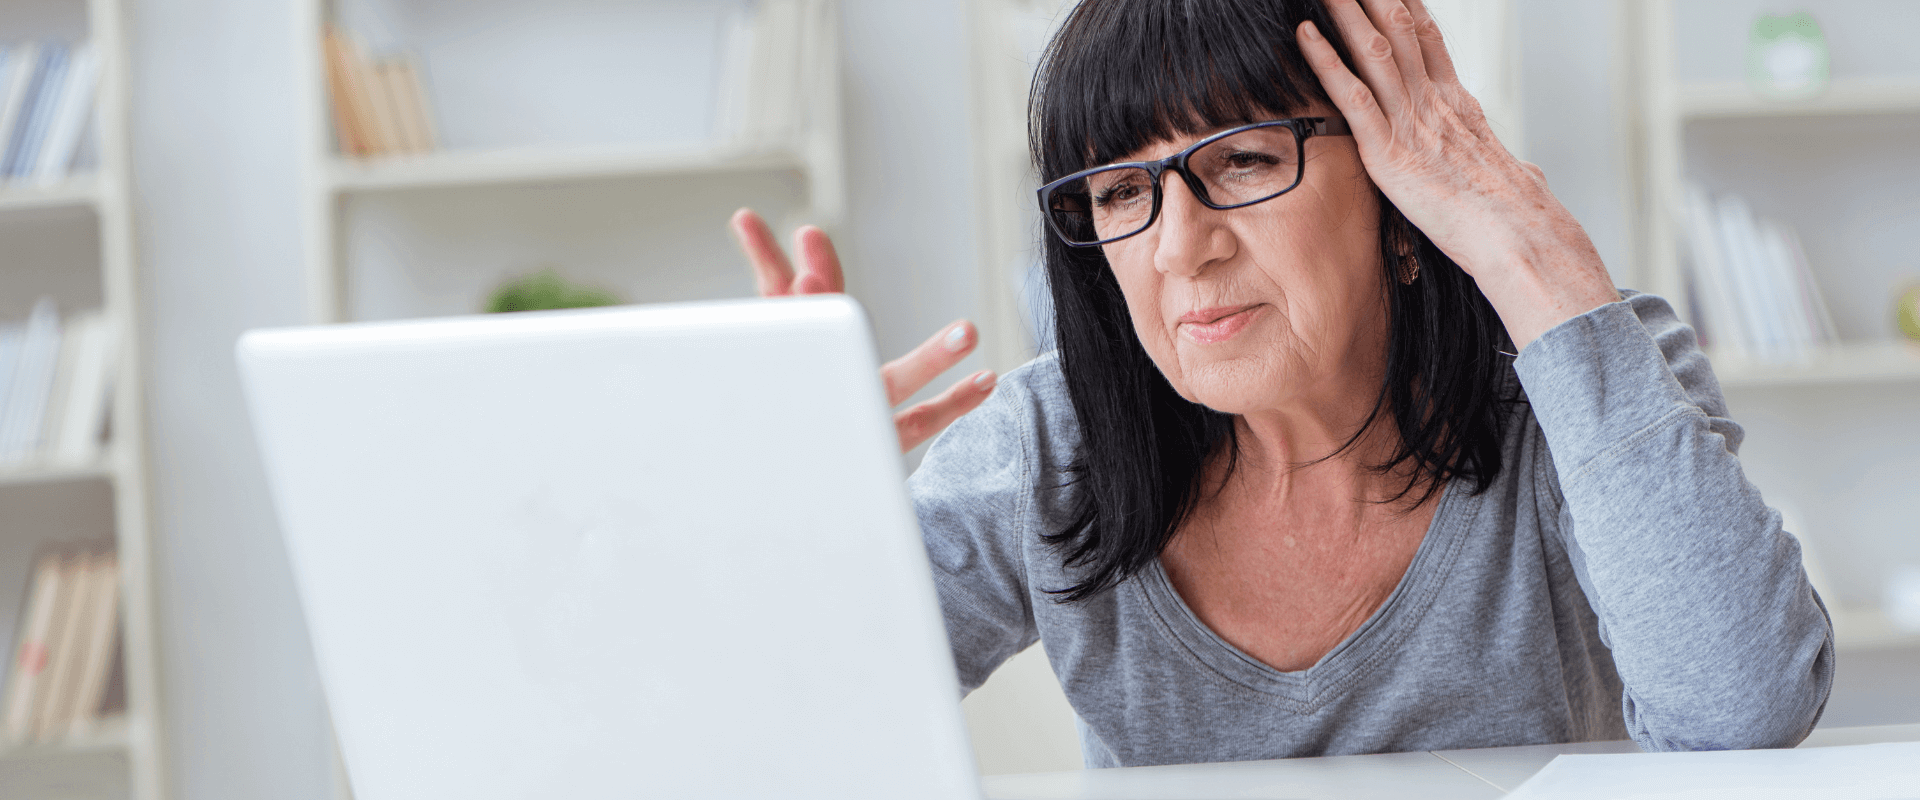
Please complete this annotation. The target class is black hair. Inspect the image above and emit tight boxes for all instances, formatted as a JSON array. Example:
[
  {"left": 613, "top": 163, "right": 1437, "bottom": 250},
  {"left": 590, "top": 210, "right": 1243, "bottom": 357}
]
[{"left": 1030, "top": 0, "right": 1515, "bottom": 602}]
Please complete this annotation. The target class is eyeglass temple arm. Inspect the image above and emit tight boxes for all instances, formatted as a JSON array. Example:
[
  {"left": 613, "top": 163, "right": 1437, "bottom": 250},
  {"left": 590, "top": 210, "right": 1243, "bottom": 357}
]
[{"left": 1308, "top": 117, "right": 1352, "bottom": 137}]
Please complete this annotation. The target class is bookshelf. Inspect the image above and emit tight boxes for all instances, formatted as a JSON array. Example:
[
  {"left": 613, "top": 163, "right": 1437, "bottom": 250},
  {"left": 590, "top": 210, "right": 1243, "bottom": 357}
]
[
  {"left": 299, "top": 0, "right": 846, "bottom": 325},
  {"left": 0, "top": 716, "right": 126, "bottom": 760},
  {"left": 0, "top": 0, "right": 164, "bottom": 798},
  {"left": 1633, "top": 0, "right": 1920, "bottom": 651},
  {"left": 1676, "top": 77, "right": 1920, "bottom": 119},
  {"left": 296, "top": 2, "right": 846, "bottom": 796},
  {"left": 0, "top": 460, "right": 112, "bottom": 490},
  {"left": 0, "top": 177, "right": 93, "bottom": 212},
  {"left": 324, "top": 143, "right": 808, "bottom": 194},
  {"left": 1712, "top": 341, "right": 1920, "bottom": 389}
]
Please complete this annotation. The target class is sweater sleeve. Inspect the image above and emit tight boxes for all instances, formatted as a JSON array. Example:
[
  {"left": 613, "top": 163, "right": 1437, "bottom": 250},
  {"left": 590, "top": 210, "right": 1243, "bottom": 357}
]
[
  {"left": 1513, "top": 292, "right": 1834, "bottom": 751},
  {"left": 906, "top": 365, "right": 1046, "bottom": 695}
]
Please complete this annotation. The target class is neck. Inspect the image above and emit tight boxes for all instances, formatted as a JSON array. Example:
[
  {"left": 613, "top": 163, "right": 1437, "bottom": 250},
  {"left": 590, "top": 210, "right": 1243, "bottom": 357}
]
[
  {"left": 1204, "top": 357, "right": 1420, "bottom": 514},
  {"left": 1226, "top": 406, "right": 1397, "bottom": 492}
]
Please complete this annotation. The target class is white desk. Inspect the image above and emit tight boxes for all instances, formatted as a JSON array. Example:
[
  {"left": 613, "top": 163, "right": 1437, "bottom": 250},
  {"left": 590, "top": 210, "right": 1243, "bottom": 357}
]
[{"left": 981, "top": 724, "right": 1920, "bottom": 799}]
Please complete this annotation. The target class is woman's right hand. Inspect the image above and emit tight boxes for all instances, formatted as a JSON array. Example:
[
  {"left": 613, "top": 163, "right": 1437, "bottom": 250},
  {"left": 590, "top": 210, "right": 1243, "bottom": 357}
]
[{"left": 730, "top": 209, "right": 997, "bottom": 453}]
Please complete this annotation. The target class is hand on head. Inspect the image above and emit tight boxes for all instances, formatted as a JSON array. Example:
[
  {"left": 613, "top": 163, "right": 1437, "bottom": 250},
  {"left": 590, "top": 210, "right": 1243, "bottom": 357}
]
[
  {"left": 729, "top": 209, "right": 996, "bottom": 453},
  {"left": 1296, "top": 0, "right": 1619, "bottom": 349}
]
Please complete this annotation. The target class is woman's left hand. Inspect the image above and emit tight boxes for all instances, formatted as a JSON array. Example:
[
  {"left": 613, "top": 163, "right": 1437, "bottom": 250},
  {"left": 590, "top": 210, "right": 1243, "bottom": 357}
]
[{"left": 1297, "top": 0, "right": 1620, "bottom": 351}]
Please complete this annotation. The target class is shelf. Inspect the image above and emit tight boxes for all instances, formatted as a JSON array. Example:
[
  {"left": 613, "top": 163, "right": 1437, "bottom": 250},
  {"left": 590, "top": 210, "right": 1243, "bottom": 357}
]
[
  {"left": 1678, "top": 78, "right": 1920, "bottom": 119},
  {"left": 1711, "top": 341, "right": 1920, "bottom": 388},
  {"left": 1831, "top": 605, "right": 1920, "bottom": 652},
  {"left": 0, "top": 717, "right": 128, "bottom": 762},
  {"left": 0, "top": 460, "right": 114, "bottom": 489},
  {"left": 324, "top": 142, "right": 808, "bottom": 194},
  {"left": 0, "top": 176, "right": 99, "bottom": 212}
]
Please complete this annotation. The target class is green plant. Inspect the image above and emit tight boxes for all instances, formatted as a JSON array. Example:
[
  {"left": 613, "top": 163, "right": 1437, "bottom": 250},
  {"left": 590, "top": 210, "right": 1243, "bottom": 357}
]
[
  {"left": 1898, "top": 283, "right": 1920, "bottom": 342},
  {"left": 484, "top": 268, "right": 623, "bottom": 313}
]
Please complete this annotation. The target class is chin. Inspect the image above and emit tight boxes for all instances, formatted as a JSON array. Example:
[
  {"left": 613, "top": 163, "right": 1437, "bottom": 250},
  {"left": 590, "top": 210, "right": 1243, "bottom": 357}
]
[{"left": 1161, "top": 357, "right": 1287, "bottom": 416}]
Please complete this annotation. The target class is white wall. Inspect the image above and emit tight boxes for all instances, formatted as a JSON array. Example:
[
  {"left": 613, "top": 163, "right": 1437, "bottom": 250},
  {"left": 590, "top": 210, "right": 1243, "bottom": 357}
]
[
  {"left": 837, "top": 0, "right": 986, "bottom": 385},
  {"left": 1517, "top": 0, "right": 1634, "bottom": 287},
  {"left": 129, "top": 1, "right": 336, "bottom": 798}
]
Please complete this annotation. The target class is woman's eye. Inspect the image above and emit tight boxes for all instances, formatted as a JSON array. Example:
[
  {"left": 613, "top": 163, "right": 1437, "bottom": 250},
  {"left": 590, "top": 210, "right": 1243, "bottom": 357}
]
[
  {"left": 1094, "top": 182, "right": 1147, "bottom": 207},
  {"left": 1223, "top": 150, "right": 1281, "bottom": 170}
]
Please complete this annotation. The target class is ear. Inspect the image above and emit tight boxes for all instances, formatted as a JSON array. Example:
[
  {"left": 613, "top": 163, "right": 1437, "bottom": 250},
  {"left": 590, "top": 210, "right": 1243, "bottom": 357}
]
[{"left": 1385, "top": 211, "right": 1421, "bottom": 285}]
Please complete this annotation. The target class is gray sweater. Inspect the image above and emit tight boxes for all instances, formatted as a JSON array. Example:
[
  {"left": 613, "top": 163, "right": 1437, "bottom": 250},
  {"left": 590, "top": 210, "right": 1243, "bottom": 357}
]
[{"left": 907, "top": 292, "right": 1833, "bottom": 768}]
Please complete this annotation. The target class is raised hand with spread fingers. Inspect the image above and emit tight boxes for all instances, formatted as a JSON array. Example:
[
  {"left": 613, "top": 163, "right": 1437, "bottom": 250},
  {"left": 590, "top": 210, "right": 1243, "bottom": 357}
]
[{"left": 729, "top": 209, "right": 997, "bottom": 453}]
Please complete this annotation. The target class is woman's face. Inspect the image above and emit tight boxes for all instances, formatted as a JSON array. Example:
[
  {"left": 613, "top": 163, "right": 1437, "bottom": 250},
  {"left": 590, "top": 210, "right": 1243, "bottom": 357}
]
[{"left": 1098, "top": 109, "right": 1387, "bottom": 416}]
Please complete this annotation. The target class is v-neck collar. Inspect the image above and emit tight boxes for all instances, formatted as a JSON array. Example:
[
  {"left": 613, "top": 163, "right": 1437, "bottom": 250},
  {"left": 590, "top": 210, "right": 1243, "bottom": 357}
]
[{"left": 1135, "top": 477, "right": 1476, "bottom": 711}]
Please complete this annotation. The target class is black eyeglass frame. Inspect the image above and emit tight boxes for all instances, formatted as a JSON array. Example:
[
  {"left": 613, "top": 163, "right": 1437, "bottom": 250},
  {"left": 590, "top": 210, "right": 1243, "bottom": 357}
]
[{"left": 1037, "top": 116, "right": 1353, "bottom": 248}]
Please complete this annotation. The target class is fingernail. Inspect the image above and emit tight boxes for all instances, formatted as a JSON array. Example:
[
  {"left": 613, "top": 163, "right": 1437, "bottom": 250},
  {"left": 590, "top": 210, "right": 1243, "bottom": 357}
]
[
  {"left": 1302, "top": 21, "right": 1322, "bottom": 40},
  {"left": 973, "top": 371, "right": 997, "bottom": 388},
  {"left": 944, "top": 325, "right": 969, "bottom": 351}
]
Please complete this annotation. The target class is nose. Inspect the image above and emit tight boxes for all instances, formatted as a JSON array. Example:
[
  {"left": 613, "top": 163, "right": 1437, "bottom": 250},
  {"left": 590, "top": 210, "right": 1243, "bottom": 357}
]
[{"left": 1151, "top": 171, "right": 1235, "bottom": 278}]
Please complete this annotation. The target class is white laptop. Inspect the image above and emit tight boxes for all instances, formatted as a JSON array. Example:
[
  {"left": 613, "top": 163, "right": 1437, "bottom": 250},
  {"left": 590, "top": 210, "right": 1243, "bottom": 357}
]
[{"left": 237, "top": 296, "right": 983, "bottom": 800}]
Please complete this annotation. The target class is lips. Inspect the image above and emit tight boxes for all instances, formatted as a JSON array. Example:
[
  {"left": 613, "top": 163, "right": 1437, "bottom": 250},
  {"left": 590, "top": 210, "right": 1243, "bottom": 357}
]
[{"left": 1178, "top": 304, "right": 1262, "bottom": 345}]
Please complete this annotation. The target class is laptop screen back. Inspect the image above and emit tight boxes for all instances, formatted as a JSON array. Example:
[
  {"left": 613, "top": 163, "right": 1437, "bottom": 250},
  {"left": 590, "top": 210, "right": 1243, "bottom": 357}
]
[{"left": 238, "top": 296, "right": 981, "bottom": 800}]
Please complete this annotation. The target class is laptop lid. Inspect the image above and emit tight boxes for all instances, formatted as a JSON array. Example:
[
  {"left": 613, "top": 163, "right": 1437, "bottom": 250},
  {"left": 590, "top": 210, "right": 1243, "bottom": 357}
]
[{"left": 237, "top": 296, "right": 982, "bottom": 800}]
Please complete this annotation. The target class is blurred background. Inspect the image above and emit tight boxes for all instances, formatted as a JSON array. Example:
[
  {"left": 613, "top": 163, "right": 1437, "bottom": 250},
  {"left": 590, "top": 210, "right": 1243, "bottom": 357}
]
[{"left": 0, "top": 0, "right": 1915, "bottom": 798}]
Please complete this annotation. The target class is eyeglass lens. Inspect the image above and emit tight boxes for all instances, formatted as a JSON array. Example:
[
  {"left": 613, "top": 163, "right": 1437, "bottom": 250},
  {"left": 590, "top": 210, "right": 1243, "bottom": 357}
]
[{"left": 1047, "top": 125, "right": 1303, "bottom": 245}]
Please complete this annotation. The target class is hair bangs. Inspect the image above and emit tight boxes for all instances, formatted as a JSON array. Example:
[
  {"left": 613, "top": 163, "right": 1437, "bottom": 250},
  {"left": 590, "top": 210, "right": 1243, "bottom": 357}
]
[{"left": 1032, "top": 0, "right": 1343, "bottom": 177}]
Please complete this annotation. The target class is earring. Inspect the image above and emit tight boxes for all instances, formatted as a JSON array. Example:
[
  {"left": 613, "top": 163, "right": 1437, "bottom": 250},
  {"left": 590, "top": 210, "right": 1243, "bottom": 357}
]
[{"left": 1390, "top": 221, "right": 1420, "bottom": 285}]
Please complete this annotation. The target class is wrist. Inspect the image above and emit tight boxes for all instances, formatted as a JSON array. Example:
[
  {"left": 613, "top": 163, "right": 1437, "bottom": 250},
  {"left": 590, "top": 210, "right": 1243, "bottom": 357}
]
[{"left": 1470, "top": 227, "right": 1620, "bottom": 352}]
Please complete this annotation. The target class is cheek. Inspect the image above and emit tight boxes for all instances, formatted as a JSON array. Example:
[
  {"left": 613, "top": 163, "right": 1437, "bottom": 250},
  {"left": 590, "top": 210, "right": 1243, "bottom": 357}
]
[
  {"left": 1107, "top": 258, "right": 1167, "bottom": 338},
  {"left": 1100, "top": 246, "right": 1187, "bottom": 377},
  {"left": 1251, "top": 187, "right": 1384, "bottom": 319}
]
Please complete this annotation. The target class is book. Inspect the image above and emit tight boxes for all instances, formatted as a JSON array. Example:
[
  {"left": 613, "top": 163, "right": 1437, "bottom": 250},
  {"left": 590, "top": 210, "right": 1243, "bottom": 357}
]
[
  {"left": 36, "top": 314, "right": 85, "bottom": 462},
  {"left": 50, "top": 312, "right": 114, "bottom": 466},
  {"left": 0, "top": 43, "right": 40, "bottom": 170},
  {"left": 323, "top": 27, "right": 440, "bottom": 158},
  {"left": 0, "top": 546, "right": 122, "bottom": 744},
  {"left": 35, "top": 311, "right": 108, "bottom": 464},
  {"left": 323, "top": 28, "right": 373, "bottom": 157},
  {"left": 760, "top": 0, "right": 804, "bottom": 147},
  {"left": 7, "top": 43, "right": 69, "bottom": 180},
  {"left": 1756, "top": 220, "right": 1817, "bottom": 352},
  {"left": 358, "top": 52, "right": 402, "bottom": 155},
  {"left": 715, "top": 0, "right": 814, "bottom": 150},
  {"left": 33, "top": 550, "right": 98, "bottom": 740},
  {"left": 0, "top": 43, "right": 57, "bottom": 177},
  {"left": 1712, "top": 194, "right": 1783, "bottom": 358},
  {"left": 32, "top": 41, "right": 97, "bottom": 184},
  {"left": 17, "top": 551, "right": 77, "bottom": 742},
  {"left": 389, "top": 56, "right": 438, "bottom": 152},
  {"left": 1682, "top": 184, "right": 1838, "bottom": 360},
  {"left": 378, "top": 59, "right": 427, "bottom": 154},
  {"left": 0, "top": 321, "right": 23, "bottom": 445},
  {"left": 1682, "top": 185, "right": 1745, "bottom": 354},
  {"left": 796, "top": 0, "right": 831, "bottom": 140},
  {"left": 712, "top": 7, "right": 754, "bottom": 144},
  {"left": 1780, "top": 227, "right": 1840, "bottom": 345},
  {"left": 0, "top": 298, "right": 62, "bottom": 463},
  {"left": 63, "top": 550, "right": 120, "bottom": 738},
  {"left": 1, "top": 551, "right": 63, "bottom": 742}
]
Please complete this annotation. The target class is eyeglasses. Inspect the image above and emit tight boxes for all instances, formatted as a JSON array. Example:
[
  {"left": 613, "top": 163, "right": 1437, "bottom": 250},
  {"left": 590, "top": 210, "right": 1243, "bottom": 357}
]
[{"left": 1038, "top": 117, "right": 1352, "bottom": 247}]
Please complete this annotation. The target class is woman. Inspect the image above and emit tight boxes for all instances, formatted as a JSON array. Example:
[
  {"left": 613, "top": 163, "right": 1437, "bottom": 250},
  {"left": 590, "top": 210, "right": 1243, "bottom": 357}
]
[{"left": 733, "top": 0, "right": 1832, "bottom": 766}]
